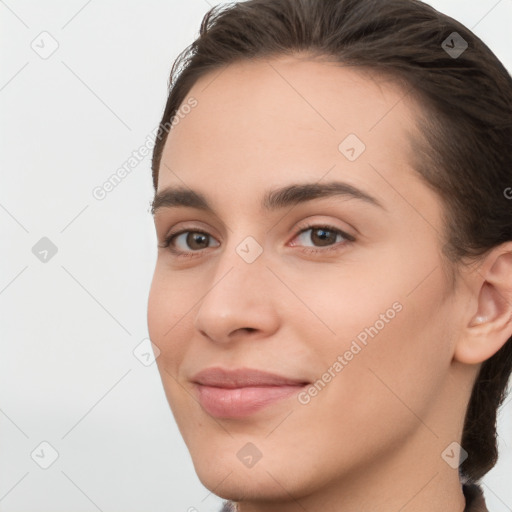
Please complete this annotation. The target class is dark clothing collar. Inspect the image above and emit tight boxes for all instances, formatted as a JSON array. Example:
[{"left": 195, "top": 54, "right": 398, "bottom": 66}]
[{"left": 220, "top": 483, "right": 488, "bottom": 511}]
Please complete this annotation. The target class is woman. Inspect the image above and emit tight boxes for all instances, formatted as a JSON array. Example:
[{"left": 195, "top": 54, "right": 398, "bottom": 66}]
[{"left": 147, "top": 0, "right": 512, "bottom": 510}]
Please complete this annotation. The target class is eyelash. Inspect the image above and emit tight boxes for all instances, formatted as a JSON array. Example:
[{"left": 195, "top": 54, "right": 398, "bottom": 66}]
[{"left": 159, "top": 222, "right": 356, "bottom": 260}]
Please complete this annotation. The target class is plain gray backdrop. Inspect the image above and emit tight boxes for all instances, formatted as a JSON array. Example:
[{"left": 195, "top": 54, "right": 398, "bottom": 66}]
[{"left": 1, "top": 1, "right": 511, "bottom": 511}]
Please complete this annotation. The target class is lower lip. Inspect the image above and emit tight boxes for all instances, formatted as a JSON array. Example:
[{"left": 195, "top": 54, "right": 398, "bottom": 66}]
[{"left": 195, "top": 384, "right": 306, "bottom": 418}]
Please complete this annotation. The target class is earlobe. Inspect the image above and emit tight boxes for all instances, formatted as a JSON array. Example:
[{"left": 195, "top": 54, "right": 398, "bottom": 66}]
[{"left": 454, "top": 245, "right": 512, "bottom": 365}]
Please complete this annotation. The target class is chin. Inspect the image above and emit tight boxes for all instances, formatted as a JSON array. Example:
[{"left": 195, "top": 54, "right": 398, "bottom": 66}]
[
  {"left": 194, "top": 463, "right": 302, "bottom": 504},
  {"left": 188, "top": 436, "right": 325, "bottom": 505}
]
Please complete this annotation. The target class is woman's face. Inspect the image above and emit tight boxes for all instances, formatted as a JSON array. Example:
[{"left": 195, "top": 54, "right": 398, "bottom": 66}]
[{"left": 147, "top": 56, "right": 471, "bottom": 504}]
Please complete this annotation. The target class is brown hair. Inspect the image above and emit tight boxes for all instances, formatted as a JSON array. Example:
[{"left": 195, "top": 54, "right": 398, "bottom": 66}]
[{"left": 151, "top": 0, "right": 512, "bottom": 483}]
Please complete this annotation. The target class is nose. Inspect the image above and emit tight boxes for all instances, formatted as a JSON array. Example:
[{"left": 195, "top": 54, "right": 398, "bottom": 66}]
[{"left": 193, "top": 243, "right": 280, "bottom": 344}]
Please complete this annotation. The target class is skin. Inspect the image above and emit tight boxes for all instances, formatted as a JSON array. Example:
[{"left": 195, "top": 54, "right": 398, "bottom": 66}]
[{"left": 147, "top": 54, "right": 512, "bottom": 512}]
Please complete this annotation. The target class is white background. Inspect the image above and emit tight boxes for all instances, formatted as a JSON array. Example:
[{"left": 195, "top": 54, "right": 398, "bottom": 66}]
[{"left": 1, "top": 1, "right": 511, "bottom": 511}]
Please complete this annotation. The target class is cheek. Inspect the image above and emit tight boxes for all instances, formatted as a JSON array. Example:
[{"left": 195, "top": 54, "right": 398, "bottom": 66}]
[
  {"left": 291, "top": 248, "right": 454, "bottom": 416},
  {"left": 147, "top": 269, "right": 169, "bottom": 343},
  {"left": 147, "top": 266, "right": 193, "bottom": 367},
  {"left": 147, "top": 268, "right": 197, "bottom": 423},
  {"left": 289, "top": 307, "right": 450, "bottom": 483},
  {"left": 315, "top": 268, "right": 454, "bottom": 438}
]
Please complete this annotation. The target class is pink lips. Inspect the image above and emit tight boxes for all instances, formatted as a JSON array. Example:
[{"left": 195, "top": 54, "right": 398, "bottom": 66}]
[{"left": 192, "top": 367, "right": 309, "bottom": 418}]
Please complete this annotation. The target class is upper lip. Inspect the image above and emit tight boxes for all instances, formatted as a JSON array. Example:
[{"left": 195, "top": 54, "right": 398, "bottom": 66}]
[{"left": 192, "top": 367, "right": 309, "bottom": 388}]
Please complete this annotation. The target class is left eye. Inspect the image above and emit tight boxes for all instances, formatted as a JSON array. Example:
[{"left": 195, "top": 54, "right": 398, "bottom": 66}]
[{"left": 292, "top": 226, "right": 352, "bottom": 247}]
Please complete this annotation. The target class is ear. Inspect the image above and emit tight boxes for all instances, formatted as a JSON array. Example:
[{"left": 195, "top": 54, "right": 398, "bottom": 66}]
[{"left": 454, "top": 242, "right": 512, "bottom": 365}]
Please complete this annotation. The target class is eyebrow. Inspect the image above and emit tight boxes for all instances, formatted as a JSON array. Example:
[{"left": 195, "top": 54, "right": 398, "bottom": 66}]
[{"left": 150, "top": 181, "right": 385, "bottom": 215}]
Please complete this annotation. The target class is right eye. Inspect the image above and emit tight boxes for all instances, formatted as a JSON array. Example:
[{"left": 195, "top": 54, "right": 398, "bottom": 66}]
[{"left": 160, "top": 229, "right": 221, "bottom": 257}]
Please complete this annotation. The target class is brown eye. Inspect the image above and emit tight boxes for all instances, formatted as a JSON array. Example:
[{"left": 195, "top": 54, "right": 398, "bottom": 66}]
[
  {"left": 162, "top": 230, "right": 220, "bottom": 253},
  {"left": 310, "top": 228, "right": 339, "bottom": 246},
  {"left": 294, "top": 226, "right": 352, "bottom": 248},
  {"left": 186, "top": 232, "right": 210, "bottom": 250}
]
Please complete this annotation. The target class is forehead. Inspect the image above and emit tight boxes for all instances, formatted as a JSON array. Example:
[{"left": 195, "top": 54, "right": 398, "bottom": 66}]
[{"left": 158, "top": 54, "right": 424, "bottom": 209}]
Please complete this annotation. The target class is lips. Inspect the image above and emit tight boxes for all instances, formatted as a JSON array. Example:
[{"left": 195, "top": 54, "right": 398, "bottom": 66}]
[
  {"left": 191, "top": 367, "right": 309, "bottom": 418},
  {"left": 192, "top": 367, "right": 309, "bottom": 388}
]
